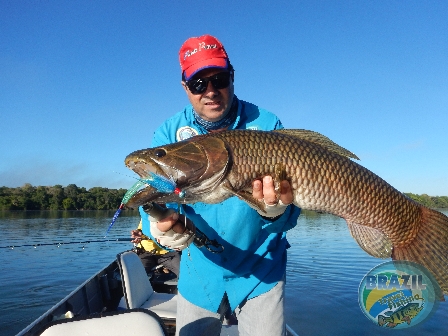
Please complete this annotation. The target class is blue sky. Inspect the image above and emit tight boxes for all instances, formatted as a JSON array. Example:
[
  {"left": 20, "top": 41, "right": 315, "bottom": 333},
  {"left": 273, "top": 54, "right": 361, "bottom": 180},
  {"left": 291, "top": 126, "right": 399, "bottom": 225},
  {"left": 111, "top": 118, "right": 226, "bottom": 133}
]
[{"left": 1, "top": 1, "right": 447, "bottom": 195}]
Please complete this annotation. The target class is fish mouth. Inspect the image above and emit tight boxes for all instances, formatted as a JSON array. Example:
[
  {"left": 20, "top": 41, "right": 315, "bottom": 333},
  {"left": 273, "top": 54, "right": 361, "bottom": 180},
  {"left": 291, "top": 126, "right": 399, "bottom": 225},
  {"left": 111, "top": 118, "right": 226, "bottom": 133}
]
[
  {"left": 125, "top": 154, "right": 166, "bottom": 180},
  {"left": 124, "top": 154, "right": 171, "bottom": 208},
  {"left": 125, "top": 186, "right": 164, "bottom": 209},
  {"left": 124, "top": 151, "right": 195, "bottom": 208}
]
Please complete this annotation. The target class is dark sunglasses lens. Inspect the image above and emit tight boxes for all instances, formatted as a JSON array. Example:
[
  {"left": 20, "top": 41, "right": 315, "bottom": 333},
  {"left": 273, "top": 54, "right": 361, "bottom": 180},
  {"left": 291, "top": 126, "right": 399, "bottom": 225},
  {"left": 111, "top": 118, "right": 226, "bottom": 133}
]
[
  {"left": 187, "top": 79, "right": 207, "bottom": 94},
  {"left": 187, "top": 72, "right": 231, "bottom": 94},
  {"left": 211, "top": 73, "right": 231, "bottom": 90}
]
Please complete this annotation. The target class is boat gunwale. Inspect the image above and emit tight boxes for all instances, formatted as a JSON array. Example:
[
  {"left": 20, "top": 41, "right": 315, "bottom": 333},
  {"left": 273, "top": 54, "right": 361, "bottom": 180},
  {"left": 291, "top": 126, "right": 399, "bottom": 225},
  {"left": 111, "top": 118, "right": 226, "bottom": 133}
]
[{"left": 17, "top": 260, "right": 119, "bottom": 336}]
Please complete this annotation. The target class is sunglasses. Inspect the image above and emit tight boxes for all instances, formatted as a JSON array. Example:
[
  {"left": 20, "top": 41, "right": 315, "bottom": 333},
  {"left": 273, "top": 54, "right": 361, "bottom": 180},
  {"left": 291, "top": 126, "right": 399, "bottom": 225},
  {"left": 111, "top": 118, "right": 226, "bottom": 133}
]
[{"left": 185, "top": 72, "right": 232, "bottom": 95}]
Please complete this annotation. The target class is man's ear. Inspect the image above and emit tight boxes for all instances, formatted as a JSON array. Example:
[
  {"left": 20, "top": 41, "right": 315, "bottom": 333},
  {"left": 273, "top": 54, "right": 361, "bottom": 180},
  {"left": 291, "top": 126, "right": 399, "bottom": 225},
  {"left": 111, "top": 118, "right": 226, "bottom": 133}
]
[{"left": 181, "top": 81, "right": 188, "bottom": 93}]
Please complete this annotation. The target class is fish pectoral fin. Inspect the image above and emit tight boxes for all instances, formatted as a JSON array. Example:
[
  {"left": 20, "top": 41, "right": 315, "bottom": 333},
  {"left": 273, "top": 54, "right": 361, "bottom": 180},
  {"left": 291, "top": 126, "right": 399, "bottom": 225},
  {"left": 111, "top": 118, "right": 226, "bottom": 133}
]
[
  {"left": 220, "top": 180, "right": 267, "bottom": 213},
  {"left": 273, "top": 129, "right": 359, "bottom": 160},
  {"left": 236, "top": 190, "right": 267, "bottom": 214},
  {"left": 346, "top": 221, "right": 393, "bottom": 258}
]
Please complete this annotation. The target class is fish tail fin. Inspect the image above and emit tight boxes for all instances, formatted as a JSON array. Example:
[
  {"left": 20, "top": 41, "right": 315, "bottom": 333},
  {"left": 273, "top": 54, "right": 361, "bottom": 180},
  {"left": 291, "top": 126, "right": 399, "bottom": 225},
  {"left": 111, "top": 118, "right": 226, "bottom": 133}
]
[
  {"left": 378, "top": 315, "right": 386, "bottom": 326},
  {"left": 392, "top": 206, "right": 448, "bottom": 297}
]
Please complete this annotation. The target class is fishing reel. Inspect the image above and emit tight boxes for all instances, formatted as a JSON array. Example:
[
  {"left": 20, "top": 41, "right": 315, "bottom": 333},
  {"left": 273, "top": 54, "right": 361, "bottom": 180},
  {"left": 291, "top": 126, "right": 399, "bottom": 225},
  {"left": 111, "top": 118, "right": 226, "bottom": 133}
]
[{"left": 193, "top": 228, "right": 224, "bottom": 253}]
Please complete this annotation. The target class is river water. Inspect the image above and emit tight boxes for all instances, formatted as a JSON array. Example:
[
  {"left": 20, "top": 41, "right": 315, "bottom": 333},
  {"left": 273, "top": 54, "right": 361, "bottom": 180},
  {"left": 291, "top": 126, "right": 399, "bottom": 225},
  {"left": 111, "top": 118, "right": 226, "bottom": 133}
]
[{"left": 0, "top": 210, "right": 447, "bottom": 335}]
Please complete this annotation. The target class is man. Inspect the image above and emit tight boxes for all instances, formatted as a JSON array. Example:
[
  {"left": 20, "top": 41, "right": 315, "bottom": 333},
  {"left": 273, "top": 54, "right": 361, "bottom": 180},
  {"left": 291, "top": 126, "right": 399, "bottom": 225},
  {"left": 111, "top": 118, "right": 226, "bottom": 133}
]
[{"left": 140, "top": 35, "right": 301, "bottom": 336}]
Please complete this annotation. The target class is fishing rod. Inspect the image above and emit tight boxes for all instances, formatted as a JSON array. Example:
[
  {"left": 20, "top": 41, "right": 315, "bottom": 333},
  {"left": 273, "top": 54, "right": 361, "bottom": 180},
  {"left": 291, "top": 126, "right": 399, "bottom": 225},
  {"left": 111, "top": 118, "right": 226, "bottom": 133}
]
[{"left": 0, "top": 237, "right": 150, "bottom": 249}]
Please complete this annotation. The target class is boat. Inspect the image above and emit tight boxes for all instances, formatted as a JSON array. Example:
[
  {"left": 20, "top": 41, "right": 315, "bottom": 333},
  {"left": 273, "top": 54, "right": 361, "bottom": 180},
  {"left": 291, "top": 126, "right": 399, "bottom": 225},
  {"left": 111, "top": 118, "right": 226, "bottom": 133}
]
[{"left": 17, "top": 249, "right": 299, "bottom": 336}]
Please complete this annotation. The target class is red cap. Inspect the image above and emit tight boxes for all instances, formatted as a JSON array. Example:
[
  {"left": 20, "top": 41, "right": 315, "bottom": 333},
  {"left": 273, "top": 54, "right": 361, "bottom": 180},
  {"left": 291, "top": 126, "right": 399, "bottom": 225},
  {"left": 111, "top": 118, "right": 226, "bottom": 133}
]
[{"left": 179, "top": 35, "right": 229, "bottom": 81}]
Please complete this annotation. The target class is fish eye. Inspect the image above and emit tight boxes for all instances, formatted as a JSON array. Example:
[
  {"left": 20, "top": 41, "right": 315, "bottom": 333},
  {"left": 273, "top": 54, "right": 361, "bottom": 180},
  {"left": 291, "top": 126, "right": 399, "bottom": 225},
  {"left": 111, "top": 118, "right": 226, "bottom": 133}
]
[{"left": 154, "top": 149, "right": 166, "bottom": 158}]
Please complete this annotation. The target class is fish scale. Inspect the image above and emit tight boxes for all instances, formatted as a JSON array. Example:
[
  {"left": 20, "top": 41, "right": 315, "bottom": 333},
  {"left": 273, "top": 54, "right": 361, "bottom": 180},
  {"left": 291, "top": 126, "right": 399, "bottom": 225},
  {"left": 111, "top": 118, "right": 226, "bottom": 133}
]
[
  {"left": 125, "top": 129, "right": 448, "bottom": 296},
  {"left": 217, "top": 130, "right": 417, "bottom": 236}
]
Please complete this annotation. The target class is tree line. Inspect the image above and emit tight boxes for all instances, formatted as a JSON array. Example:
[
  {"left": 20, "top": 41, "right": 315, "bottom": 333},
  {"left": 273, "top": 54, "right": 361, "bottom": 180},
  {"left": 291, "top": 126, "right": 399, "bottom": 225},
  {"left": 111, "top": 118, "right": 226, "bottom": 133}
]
[
  {"left": 0, "top": 184, "right": 128, "bottom": 210},
  {"left": 404, "top": 193, "right": 448, "bottom": 209},
  {"left": 0, "top": 184, "right": 447, "bottom": 211}
]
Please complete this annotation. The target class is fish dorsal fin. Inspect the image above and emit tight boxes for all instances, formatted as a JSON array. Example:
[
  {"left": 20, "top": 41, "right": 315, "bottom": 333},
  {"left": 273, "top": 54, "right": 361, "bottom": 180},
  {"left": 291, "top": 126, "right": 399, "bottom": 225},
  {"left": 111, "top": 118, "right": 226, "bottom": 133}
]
[
  {"left": 346, "top": 221, "right": 392, "bottom": 258},
  {"left": 273, "top": 129, "right": 359, "bottom": 160}
]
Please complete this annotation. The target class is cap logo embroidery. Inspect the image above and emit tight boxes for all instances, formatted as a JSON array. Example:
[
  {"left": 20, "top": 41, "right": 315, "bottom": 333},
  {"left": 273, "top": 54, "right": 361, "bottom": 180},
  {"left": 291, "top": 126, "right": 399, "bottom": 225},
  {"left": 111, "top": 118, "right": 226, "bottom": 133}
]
[{"left": 184, "top": 43, "right": 218, "bottom": 60}]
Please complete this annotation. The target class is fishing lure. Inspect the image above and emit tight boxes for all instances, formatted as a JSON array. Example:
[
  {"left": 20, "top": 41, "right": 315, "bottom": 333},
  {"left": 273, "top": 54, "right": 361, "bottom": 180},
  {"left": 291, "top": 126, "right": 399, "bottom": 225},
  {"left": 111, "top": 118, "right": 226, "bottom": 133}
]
[
  {"left": 104, "top": 173, "right": 185, "bottom": 237},
  {"left": 142, "top": 172, "right": 186, "bottom": 198}
]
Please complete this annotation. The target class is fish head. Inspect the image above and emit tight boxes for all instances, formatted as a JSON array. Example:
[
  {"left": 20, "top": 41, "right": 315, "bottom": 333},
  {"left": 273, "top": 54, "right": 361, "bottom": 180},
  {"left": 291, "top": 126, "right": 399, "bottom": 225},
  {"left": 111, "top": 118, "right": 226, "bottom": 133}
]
[{"left": 125, "top": 135, "right": 230, "bottom": 207}]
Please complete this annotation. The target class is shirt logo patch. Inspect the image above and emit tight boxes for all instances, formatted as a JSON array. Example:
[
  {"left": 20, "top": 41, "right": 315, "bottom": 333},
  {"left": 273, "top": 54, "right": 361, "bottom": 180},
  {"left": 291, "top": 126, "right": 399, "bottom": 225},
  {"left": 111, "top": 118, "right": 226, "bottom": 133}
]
[
  {"left": 176, "top": 126, "right": 199, "bottom": 141},
  {"left": 247, "top": 126, "right": 259, "bottom": 130}
]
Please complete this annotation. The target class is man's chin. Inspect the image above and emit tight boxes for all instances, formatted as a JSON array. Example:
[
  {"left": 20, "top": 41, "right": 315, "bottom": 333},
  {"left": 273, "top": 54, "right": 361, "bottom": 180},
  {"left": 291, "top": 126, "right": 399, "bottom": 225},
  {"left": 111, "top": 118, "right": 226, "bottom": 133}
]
[{"left": 202, "top": 108, "right": 226, "bottom": 121}]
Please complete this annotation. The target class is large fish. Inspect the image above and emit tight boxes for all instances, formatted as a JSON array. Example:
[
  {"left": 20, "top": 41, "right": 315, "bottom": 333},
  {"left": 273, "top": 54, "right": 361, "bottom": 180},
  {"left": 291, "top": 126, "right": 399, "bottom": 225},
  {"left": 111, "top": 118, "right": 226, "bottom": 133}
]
[{"left": 124, "top": 129, "right": 448, "bottom": 296}]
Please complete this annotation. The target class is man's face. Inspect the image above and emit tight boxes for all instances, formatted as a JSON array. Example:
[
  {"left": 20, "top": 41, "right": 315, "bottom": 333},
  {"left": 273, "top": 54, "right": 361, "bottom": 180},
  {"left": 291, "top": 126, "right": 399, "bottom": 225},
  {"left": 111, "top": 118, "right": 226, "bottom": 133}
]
[{"left": 182, "top": 68, "right": 234, "bottom": 122}]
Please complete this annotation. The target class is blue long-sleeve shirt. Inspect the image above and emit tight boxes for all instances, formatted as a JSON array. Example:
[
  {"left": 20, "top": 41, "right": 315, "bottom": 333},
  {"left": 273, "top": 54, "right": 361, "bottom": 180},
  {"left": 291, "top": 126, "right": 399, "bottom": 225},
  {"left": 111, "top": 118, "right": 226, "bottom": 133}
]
[{"left": 140, "top": 97, "right": 301, "bottom": 312}]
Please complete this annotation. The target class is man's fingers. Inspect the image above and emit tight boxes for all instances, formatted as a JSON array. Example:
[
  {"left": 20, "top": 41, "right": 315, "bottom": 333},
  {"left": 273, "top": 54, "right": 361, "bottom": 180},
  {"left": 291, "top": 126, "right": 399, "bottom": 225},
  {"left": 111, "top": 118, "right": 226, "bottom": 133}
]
[
  {"left": 157, "top": 212, "right": 179, "bottom": 232},
  {"left": 172, "top": 221, "right": 187, "bottom": 234},
  {"left": 262, "top": 176, "right": 278, "bottom": 205},
  {"left": 253, "top": 176, "right": 293, "bottom": 206},
  {"left": 252, "top": 179, "right": 263, "bottom": 200},
  {"left": 131, "top": 230, "right": 142, "bottom": 239},
  {"left": 156, "top": 212, "right": 196, "bottom": 234},
  {"left": 279, "top": 180, "right": 293, "bottom": 205}
]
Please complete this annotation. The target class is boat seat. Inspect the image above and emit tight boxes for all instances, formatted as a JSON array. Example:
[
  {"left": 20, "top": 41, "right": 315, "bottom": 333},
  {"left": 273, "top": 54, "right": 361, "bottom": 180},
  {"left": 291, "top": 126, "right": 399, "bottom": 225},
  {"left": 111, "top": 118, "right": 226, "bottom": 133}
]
[
  {"left": 38, "top": 309, "right": 167, "bottom": 336},
  {"left": 117, "top": 250, "right": 177, "bottom": 319}
]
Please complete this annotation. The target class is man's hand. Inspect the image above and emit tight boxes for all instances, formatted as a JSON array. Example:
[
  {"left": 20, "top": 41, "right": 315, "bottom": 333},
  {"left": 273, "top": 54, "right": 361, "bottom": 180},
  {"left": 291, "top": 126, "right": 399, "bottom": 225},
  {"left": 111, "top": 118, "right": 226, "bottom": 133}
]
[
  {"left": 156, "top": 212, "right": 196, "bottom": 234},
  {"left": 149, "top": 211, "right": 196, "bottom": 251},
  {"left": 130, "top": 229, "right": 142, "bottom": 243},
  {"left": 252, "top": 175, "right": 293, "bottom": 206}
]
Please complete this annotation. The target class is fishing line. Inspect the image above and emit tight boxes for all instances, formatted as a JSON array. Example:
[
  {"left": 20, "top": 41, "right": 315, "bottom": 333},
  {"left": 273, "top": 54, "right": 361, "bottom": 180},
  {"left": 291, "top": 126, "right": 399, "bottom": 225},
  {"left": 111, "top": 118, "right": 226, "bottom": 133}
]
[{"left": 0, "top": 237, "right": 151, "bottom": 249}]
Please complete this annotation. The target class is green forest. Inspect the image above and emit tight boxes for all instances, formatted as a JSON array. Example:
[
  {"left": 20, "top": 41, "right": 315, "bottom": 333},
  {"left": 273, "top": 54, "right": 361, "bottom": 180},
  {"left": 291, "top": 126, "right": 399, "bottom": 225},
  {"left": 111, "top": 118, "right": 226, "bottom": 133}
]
[
  {"left": 0, "top": 184, "right": 447, "bottom": 210},
  {"left": 0, "top": 184, "right": 127, "bottom": 210}
]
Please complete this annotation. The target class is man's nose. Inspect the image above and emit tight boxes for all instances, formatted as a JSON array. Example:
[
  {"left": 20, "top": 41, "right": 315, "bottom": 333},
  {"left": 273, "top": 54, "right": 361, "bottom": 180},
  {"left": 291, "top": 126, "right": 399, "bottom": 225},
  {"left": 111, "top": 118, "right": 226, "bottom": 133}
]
[{"left": 203, "top": 80, "right": 219, "bottom": 97}]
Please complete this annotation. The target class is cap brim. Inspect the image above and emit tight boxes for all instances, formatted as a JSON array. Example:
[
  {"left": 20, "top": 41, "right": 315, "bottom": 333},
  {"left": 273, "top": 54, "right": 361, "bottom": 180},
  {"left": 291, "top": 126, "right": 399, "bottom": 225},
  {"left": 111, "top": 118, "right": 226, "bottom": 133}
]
[{"left": 184, "top": 58, "right": 228, "bottom": 81}]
